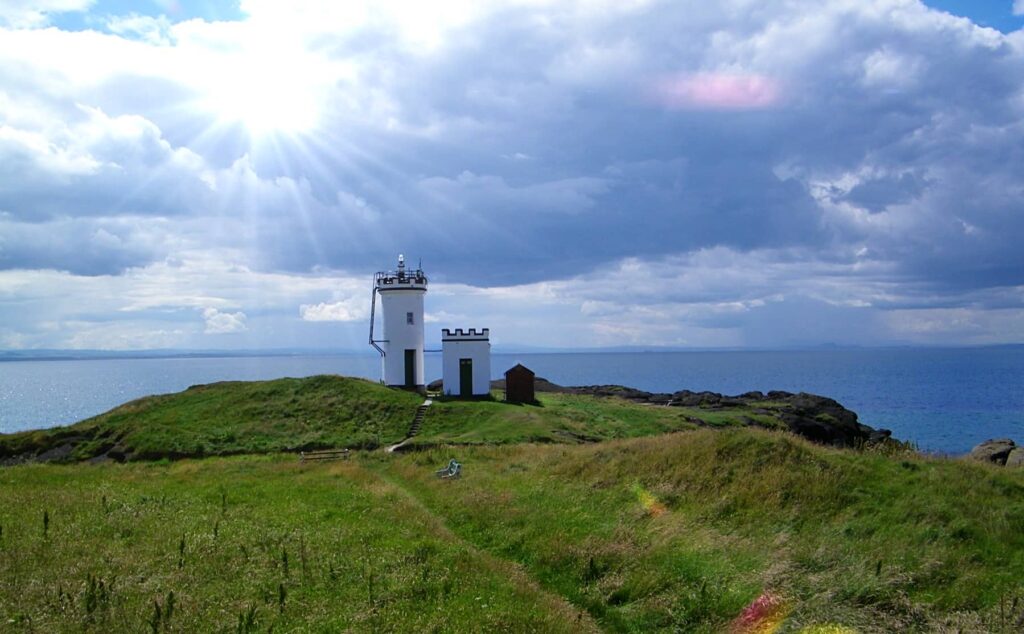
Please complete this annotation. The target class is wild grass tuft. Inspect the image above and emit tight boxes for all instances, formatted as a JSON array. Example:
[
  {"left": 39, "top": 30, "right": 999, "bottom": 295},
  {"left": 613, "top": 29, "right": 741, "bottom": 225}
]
[{"left": 236, "top": 604, "right": 258, "bottom": 632}]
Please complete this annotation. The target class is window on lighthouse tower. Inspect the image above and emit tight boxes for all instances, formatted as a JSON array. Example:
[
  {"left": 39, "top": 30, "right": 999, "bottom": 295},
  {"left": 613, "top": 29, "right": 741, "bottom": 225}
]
[{"left": 407, "top": 312, "right": 414, "bottom": 325}]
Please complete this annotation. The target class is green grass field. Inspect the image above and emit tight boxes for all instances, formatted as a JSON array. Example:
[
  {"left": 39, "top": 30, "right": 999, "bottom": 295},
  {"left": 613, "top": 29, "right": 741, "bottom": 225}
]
[
  {"left": 1, "top": 376, "right": 1022, "bottom": 631},
  {"left": 2, "top": 430, "right": 1023, "bottom": 631},
  {"left": 412, "top": 393, "right": 700, "bottom": 446},
  {"left": 0, "top": 455, "right": 589, "bottom": 632},
  {"left": 387, "top": 432, "right": 1024, "bottom": 632}
]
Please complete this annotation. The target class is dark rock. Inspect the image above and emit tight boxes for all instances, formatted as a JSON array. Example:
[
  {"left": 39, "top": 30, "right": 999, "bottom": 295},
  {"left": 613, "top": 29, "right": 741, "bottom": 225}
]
[
  {"left": 772, "top": 392, "right": 877, "bottom": 448},
  {"left": 670, "top": 390, "right": 723, "bottom": 407},
  {"left": 868, "top": 429, "right": 893, "bottom": 443},
  {"left": 779, "top": 415, "right": 844, "bottom": 446},
  {"left": 787, "top": 393, "right": 860, "bottom": 427},
  {"left": 107, "top": 444, "right": 129, "bottom": 463},
  {"left": 738, "top": 391, "right": 765, "bottom": 401},
  {"left": 970, "top": 439, "right": 1016, "bottom": 465},
  {"left": 766, "top": 390, "right": 794, "bottom": 400},
  {"left": 35, "top": 443, "right": 76, "bottom": 463},
  {"left": 567, "top": 385, "right": 657, "bottom": 401}
]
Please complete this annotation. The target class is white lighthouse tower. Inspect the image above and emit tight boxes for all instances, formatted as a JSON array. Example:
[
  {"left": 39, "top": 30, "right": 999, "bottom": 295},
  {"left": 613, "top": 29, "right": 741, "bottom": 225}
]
[{"left": 370, "top": 254, "right": 427, "bottom": 391}]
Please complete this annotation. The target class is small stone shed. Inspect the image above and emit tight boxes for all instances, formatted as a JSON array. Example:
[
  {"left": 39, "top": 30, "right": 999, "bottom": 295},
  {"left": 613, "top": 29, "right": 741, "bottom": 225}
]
[{"left": 504, "top": 363, "right": 536, "bottom": 404}]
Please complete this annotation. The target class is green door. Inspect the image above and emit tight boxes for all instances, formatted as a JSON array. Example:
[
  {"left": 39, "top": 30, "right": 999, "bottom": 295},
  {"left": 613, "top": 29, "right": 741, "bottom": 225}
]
[
  {"left": 459, "top": 358, "right": 473, "bottom": 396},
  {"left": 404, "top": 349, "right": 416, "bottom": 387}
]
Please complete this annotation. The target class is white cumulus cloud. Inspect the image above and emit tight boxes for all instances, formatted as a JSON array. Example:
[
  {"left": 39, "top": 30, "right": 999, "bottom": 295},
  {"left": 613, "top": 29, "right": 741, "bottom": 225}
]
[
  {"left": 202, "top": 307, "right": 248, "bottom": 334},
  {"left": 1, "top": 0, "right": 1024, "bottom": 350},
  {"left": 299, "top": 299, "right": 366, "bottom": 322}
]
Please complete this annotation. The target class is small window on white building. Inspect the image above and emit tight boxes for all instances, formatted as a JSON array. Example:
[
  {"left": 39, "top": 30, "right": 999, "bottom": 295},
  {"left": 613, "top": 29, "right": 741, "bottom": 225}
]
[{"left": 407, "top": 312, "right": 414, "bottom": 325}]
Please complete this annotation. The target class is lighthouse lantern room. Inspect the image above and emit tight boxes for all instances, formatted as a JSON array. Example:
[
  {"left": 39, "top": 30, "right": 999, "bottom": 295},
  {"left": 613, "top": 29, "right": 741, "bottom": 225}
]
[{"left": 370, "top": 254, "right": 427, "bottom": 391}]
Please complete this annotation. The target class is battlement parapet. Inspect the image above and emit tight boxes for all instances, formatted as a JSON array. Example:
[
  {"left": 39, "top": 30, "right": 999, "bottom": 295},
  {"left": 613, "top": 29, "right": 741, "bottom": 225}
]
[{"left": 442, "top": 327, "right": 490, "bottom": 341}]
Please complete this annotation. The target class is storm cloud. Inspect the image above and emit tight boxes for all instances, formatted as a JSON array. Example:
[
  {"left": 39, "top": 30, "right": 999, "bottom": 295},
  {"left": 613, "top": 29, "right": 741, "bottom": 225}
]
[{"left": 1, "top": 0, "right": 1023, "bottom": 349}]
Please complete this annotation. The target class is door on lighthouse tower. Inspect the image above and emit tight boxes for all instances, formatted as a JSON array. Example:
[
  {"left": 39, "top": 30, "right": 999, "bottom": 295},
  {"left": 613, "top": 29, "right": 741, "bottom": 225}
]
[
  {"left": 459, "top": 358, "right": 473, "bottom": 396},
  {"left": 404, "top": 349, "right": 416, "bottom": 388}
]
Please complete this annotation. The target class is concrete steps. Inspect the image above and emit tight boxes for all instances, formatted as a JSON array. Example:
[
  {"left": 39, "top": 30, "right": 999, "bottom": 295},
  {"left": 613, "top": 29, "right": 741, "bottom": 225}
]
[{"left": 407, "top": 401, "right": 431, "bottom": 438}]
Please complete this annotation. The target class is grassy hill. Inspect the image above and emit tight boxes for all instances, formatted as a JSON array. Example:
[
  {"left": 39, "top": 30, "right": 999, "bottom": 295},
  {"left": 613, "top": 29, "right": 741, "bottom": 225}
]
[
  {"left": 0, "top": 376, "right": 424, "bottom": 462},
  {"left": 1, "top": 431, "right": 1022, "bottom": 631},
  {"left": 388, "top": 432, "right": 1024, "bottom": 632},
  {"left": 0, "top": 375, "right": 809, "bottom": 463},
  {"left": 411, "top": 393, "right": 702, "bottom": 446},
  {"left": 1, "top": 375, "right": 1021, "bottom": 630}
]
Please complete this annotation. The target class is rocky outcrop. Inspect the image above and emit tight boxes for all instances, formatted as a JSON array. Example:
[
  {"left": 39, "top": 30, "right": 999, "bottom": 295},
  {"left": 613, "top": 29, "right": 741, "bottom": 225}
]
[
  {"left": 1006, "top": 447, "right": 1024, "bottom": 468},
  {"left": 970, "top": 439, "right": 1017, "bottom": 466},
  {"left": 544, "top": 384, "right": 893, "bottom": 449},
  {"left": 447, "top": 376, "right": 899, "bottom": 449},
  {"left": 776, "top": 392, "right": 883, "bottom": 447}
]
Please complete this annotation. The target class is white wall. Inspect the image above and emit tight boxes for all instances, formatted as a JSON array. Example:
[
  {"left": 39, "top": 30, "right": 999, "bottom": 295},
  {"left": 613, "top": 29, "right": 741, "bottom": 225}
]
[
  {"left": 380, "top": 288, "right": 425, "bottom": 387},
  {"left": 442, "top": 337, "right": 491, "bottom": 396}
]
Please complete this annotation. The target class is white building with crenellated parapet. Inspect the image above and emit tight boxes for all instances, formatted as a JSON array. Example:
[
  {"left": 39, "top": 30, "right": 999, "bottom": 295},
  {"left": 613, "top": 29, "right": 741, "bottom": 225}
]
[{"left": 441, "top": 328, "right": 491, "bottom": 397}]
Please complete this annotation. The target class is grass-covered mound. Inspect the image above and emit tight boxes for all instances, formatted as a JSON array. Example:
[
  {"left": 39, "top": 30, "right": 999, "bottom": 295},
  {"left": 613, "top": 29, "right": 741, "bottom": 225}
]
[
  {"left": 417, "top": 388, "right": 885, "bottom": 450},
  {"left": 388, "top": 430, "right": 1024, "bottom": 632},
  {"left": 1, "top": 377, "right": 794, "bottom": 463},
  {"left": 1, "top": 430, "right": 1021, "bottom": 631},
  {"left": 411, "top": 393, "right": 701, "bottom": 446},
  {"left": 0, "top": 376, "right": 424, "bottom": 462}
]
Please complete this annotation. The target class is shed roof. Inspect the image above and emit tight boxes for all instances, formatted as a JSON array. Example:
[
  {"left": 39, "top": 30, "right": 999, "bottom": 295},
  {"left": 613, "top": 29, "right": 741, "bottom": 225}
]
[{"left": 505, "top": 363, "right": 535, "bottom": 376}]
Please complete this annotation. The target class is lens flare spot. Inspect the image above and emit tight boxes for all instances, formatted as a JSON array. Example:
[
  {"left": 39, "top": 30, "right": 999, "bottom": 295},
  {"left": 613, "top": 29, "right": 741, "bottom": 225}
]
[
  {"left": 632, "top": 482, "right": 667, "bottom": 517},
  {"left": 730, "top": 591, "right": 789, "bottom": 634},
  {"left": 650, "top": 72, "right": 783, "bottom": 110}
]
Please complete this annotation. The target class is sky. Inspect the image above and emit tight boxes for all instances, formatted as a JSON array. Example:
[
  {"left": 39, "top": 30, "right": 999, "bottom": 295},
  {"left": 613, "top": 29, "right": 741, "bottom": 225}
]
[{"left": 1, "top": 0, "right": 1023, "bottom": 351}]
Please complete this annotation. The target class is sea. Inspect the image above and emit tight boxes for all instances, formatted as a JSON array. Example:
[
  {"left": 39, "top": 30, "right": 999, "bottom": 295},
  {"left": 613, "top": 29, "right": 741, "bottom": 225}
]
[{"left": 1, "top": 348, "right": 1022, "bottom": 454}]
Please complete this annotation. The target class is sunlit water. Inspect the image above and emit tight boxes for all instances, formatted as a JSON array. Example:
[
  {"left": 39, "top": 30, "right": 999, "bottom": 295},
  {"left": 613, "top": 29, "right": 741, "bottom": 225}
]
[{"left": 1, "top": 348, "right": 1022, "bottom": 454}]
